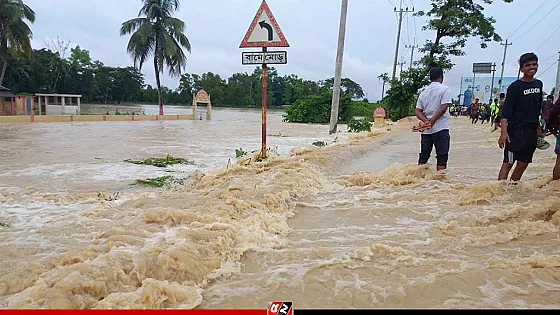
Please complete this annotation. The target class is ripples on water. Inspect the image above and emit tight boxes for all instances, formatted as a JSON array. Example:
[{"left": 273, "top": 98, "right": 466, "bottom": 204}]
[{"left": 0, "top": 108, "right": 559, "bottom": 309}]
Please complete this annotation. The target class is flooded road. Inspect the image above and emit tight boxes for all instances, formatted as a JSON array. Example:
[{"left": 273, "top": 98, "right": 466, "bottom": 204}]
[{"left": 0, "top": 109, "right": 559, "bottom": 309}]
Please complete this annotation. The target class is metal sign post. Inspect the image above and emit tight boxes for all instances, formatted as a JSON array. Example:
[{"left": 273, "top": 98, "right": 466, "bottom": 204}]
[
  {"left": 261, "top": 47, "right": 268, "bottom": 159},
  {"left": 472, "top": 62, "right": 493, "bottom": 103},
  {"left": 240, "top": 0, "right": 289, "bottom": 159}
]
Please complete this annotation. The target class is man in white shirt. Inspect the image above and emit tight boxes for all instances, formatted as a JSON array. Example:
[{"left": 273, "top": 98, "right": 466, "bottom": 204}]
[{"left": 415, "top": 67, "right": 452, "bottom": 171}]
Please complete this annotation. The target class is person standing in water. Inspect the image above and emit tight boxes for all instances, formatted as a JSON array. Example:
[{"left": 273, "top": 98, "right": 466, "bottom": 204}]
[
  {"left": 545, "top": 98, "right": 560, "bottom": 180},
  {"left": 541, "top": 95, "right": 554, "bottom": 134},
  {"left": 498, "top": 53, "right": 544, "bottom": 182},
  {"left": 471, "top": 98, "right": 480, "bottom": 124},
  {"left": 415, "top": 67, "right": 452, "bottom": 171}
]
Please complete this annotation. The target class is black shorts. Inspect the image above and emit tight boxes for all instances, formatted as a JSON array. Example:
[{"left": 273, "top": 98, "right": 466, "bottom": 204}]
[{"left": 503, "top": 127, "right": 537, "bottom": 164}]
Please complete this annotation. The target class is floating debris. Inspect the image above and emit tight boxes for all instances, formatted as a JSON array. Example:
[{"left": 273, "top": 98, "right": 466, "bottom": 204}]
[
  {"left": 135, "top": 175, "right": 178, "bottom": 187},
  {"left": 124, "top": 155, "right": 194, "bottom": 168}
]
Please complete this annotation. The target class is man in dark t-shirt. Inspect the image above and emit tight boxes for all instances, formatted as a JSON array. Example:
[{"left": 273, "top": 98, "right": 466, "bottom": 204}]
[
  {"left": 498, "top": 52, "right": 544, "bottom": 182},
  {"left": 541, "top": 95, "right": 554, "bottom": 133}
]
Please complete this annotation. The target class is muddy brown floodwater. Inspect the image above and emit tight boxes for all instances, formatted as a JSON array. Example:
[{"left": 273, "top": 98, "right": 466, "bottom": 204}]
[{"left": 1, "top": 107, "right": 559, "bottom": 309}]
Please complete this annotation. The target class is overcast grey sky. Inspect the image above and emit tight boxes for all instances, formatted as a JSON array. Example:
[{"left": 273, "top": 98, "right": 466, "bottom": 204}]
[{"left": 25, "top": 0, "right": 560, "bottom": 101}]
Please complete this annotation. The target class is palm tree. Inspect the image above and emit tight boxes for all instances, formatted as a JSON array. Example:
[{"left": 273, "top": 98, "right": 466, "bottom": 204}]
[
  {"left": 120, "top": 0, "right": 191, "bottom": 116},
  {"left": 0, "top": 0, "right": 35, "bottom": 86},
  {"left": 377, "top": 73, "right": 390, "bottom": 100}
]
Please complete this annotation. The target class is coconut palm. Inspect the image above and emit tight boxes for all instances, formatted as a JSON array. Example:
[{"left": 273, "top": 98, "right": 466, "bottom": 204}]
[
  {"left": 120, "top": 0, "right": 191, "bottom": 115},
  {"left": 377, "top": 73, "right": 390, "bottom": 100},
  {"left": 0, "top": 0, "right": 35, "bottom": 86}
]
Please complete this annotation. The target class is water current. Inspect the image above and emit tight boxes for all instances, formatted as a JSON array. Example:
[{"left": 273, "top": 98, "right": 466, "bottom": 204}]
[{"left": 0, "top": 106, "right": 559, "bottom": 309}]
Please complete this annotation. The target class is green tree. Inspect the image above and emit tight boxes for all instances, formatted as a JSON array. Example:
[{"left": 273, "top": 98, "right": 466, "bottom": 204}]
[
  {"left": 377, "top": 73, "right": 389, "bottom": 100},
  {"left": 120, "top": 0, "right": 191, "bottom": 115},
  {"left": 283, "top": 91, "right": 352, "bottom": 124},
  {"left": 0, "top": 0, "right": 35, "bottom": 86},
  {"left": 384, "top": 69, "right": 429, "bottom": 122},
  {"left": 416, "top": 0, "right": 513, "bottom": 70},
  {"left": 325, "top": 77, "right": 365, "bottom": 100}
]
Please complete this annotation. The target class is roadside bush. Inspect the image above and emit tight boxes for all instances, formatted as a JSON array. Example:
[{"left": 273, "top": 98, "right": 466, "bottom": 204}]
[{"left": 347, "top": 117, "right": 372, "bottom": 132}]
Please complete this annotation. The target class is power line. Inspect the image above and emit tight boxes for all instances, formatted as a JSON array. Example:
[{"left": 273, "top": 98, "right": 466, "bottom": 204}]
[
  {"left": 535, "top": 24, "right": 560, "bottom": 52},
  {"left": 391, "top": 1, "right": 414, "bottom": 80},
  {"left": 406, "top": 12, "right": 411, "bottom": 46},
  {"left": 512, "top": 1, "right": 560, "bottom": 42},
  {"left": 538, "top": 62, "right": 556, "bottom": 77},
  {"left": 411, "top": 0, "right": 418, "bottom": 41},
  {"left": 507, "top": 0, "right": 551, "bottom": 39},
  {"left": 487, "top": 0, "right": 551, "bottom": 62}
]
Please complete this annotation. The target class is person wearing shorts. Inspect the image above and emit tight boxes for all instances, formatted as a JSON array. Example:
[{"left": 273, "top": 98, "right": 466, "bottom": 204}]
[{"left": 498, "top": 53, "right": 544, "bottom": 182}]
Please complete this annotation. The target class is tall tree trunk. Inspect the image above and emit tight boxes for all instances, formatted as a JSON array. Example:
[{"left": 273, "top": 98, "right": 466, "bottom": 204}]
[
  {"left": 154, "top": 56, "right": 163, "bottom": 116},
  {"left": 381, "top": 82, "right": 386, "bottom": 100},
  {"left": 329, "top": 0, "right": 349, "bottom": 135},
  {"left": 0, "top": 60, "right": 7, "bottom": 86}
]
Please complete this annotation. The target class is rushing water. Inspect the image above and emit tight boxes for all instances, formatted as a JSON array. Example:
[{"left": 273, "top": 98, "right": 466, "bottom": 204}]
[{"left": 0, "top": 107, "right": 559, "bottom": 309}]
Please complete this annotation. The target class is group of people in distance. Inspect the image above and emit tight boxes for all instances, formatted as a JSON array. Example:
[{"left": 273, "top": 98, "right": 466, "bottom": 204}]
[
  {"left": 467, "top": 94, "right": 506, "bottom": 132},
  {"left": 414, "top": 52, "right": 560, "bottom": 182}
]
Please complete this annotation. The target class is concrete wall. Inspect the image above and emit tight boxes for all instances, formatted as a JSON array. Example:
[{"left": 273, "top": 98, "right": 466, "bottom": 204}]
[
  {"left": 0, "top": 114, "right": 195, "bottom": 124},
  {"left": 46, "top": 105, "right": 79, "bottom": 115}
]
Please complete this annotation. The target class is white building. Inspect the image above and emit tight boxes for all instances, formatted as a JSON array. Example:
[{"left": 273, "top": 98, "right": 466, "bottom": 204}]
[{"left": 35, "top": 94, "right": 82, "bottom": 115}]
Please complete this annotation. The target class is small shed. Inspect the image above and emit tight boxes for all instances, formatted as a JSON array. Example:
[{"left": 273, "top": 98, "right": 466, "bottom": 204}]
[
  {"left": 374, "top": 107, "right": 387, "bottom": 128},
  {"left": 192, "top": 89, "right": 212, "bottom": 120},
  {"left": 0, "top": 85, "right": 16, "bottom": 116},
  {"left": 35, "top": 93, "right": 82, "bottom": 115}
]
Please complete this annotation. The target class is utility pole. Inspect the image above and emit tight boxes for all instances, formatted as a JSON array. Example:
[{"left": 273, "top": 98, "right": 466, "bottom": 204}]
[
  {"left": 554, "top": 51, "right": 560, "bottom": 101},
  {"left": 329, "top": 0, "right": 349, "bottom": 135},
  {"left": 392, "top": 1, "right": 414, "bottom": 80},
  {"left": 498, "top": 39, "right": 512, "bottom": 95},
  {"left": 405, "top": 41, "right": 418, "bottom": 70},
  {"left": 398, "top": 61, "right": 406, "bottom": 76},
  {"left": 490, "top": 63, "right": 496, "bottom": 101}
]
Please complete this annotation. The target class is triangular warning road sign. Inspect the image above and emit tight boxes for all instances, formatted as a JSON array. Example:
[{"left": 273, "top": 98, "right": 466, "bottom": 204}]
[{"left": 240, "top": 0, "right": 289, "bottom": 48}]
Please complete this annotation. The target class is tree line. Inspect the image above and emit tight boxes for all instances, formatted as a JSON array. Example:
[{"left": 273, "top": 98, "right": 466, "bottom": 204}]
[
  {"left": 1, "top": 43, "right": 370, "bottom": 110},
  {"left": 1, "top": 0, "right": 516, "bottom": 123}
]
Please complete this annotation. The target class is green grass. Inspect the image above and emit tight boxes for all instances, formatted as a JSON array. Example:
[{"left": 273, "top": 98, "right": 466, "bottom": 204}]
[
  {"left": 135, "top": 175, "right": 176, "bottom": 188},
  {"left": 124, "top": 154, "right": 194, "bottom": 168}
]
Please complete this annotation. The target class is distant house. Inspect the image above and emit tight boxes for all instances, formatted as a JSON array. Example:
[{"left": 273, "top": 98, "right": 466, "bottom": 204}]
[
  {"left": 35, "top": 93, "right": 82, "bottom": 115},
  {"left": 0, "top": 85, "right": 16, "bottom": 116}
]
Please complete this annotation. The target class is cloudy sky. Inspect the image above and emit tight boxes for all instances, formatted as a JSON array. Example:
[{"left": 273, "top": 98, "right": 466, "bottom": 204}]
[{"left": 26, "top": 0, "right": 560, "bottom": 101}]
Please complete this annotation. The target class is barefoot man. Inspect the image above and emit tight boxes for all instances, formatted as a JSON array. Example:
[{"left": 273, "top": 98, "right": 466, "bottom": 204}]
[
  {"left": 498, "top": 53, "right": 544, "bottom": 182},
  {"left": 546, "top": 98, "right": 560, "bottom": 180},
  {"left": 415, "top": 67, "right": 452, "bottom": 171}
]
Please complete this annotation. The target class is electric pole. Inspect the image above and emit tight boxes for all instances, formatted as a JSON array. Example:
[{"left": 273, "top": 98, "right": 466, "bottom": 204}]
[
  {"left": 490, "top": 63, "right": 496, "bottom": 100},
  {"left": 392, "top": 1, "right": 414, "bottom": 80},
  {"left": 498, "top": 39, "right": 512, "bottom": 95},
  {"left": 398, "top": 61, "right": 406, "bottom": 76},
  {"left": 554, "top": 51, "right": 560, "bottom": 101},
  {"left": 329, "top": 0, "right": 349, "bottom": 135},
  {"left": 405, "top": 41, "right": 418, "bottom": 70}
]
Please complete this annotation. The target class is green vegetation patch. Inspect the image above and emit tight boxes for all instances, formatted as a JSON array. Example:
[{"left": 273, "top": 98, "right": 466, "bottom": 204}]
[
  {"left": 312, "top": 141, "right": 328, "bottom": 148},
  {"left": 124, "top": 155, "right": 194, "bottom": 168},
  {"left": 0, "top": 222, "right": 10, "bottom": 228},
  {"left": 348, "top": 117, "right": 372, "bottom": 133},
  {"left": 135, "top": 175, "right": 177, "bottom": 188}
]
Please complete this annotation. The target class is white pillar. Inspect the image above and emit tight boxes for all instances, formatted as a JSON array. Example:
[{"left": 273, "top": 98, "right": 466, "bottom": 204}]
[
  {"left": 77, "top": 97, "right": 81, "bottom": 115},
  {"left": 61, "top": 96, "right": 65, "bottom": 115}
]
